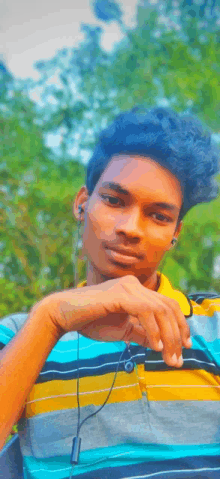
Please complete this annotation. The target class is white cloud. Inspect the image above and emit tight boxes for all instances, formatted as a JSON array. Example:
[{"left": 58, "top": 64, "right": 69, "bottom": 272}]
[{"left": 1, "top": 0, "right": 138, "bottom": 79}]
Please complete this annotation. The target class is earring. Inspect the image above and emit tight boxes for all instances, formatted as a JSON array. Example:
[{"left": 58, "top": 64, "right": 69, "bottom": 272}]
[
  {"left": 78, "top": 205, "right": 84, "bottom": 221},
  {"left": 171, "top": 238, "right": 177, "bottom": 246}
]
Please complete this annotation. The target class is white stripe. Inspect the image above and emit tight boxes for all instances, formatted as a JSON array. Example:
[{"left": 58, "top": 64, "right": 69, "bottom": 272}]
[
  {"left": 24, "top": 461, "right": 220, "bottom": 477},
  {"left": 26, "top": 451, "right": 133, "bottom": 474},
  {"left": 53, "top": 341, "right": 109, "bottom": 353},
  {"left": 145, "top": 358, "right": 217, "bottom": 367},
  {"left": 122, "top": 465, "right": 220, "bottom": 479},
  {"left": 24, "top": 465, "right": 71, "bottom": 473},
  {"left": 25, "top": 382, "right": 138, "bottom": 404},
  {"left": 40, "top": 359, "right": 122, "bottom": 375},
  {"left": 146, "top": 385, "right": 220, "bottom": 388},
  {"left": 41, "top": 355, "right": 218, "bottom": 377},
  {"left": 40, "top": 352, "right": 145, "bottom": 376}
]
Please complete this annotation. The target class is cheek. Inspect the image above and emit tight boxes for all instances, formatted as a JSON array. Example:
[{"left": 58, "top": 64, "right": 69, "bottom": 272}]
[
  {"left": 144, "top": 223, "right": 173, "bottom": 247},
  {"left": 82, "top": 208, "right": 108, "bottom": 250},
  {"left": 88, "top": 204, "right": 116, "bottom": 236}
]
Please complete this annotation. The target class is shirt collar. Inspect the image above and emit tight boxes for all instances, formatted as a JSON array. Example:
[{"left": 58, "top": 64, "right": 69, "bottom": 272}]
[
  {"left": 157, "top": 273, "right": 191, "bottom": 317},
  {"left": 77, "top": 273, "right": 192, "bottom": 317}
]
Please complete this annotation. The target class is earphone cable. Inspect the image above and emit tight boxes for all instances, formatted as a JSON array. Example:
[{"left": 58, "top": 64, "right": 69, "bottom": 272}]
[
  {"left": 69, "top": 340, "right": 128, "bottom": 477},
  {"left": 76, "top": 332, "right": 80, "bottom": 436},
  {"left": 73, "top": 216, "right": 81, "bottom": 288},
  {"left": 70, "top": 209, "right": 128, "bottom": 475},
  {"left": 77, "top": 342, "right": 128, "bottom": 437}
]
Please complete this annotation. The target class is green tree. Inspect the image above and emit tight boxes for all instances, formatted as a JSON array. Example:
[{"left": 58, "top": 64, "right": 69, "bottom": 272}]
[
  {"left": 1, "top": 0, "right": 220, "bottom": 319},
  {"left": 0, "top": 70, "right": 85, "bottom": 317},
  {"left": 29, "top": 0, "right": 220, "bottom": 294}
]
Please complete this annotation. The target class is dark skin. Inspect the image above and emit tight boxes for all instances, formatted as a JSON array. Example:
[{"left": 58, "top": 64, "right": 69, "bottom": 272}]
[
  {"left": 73, "top": 154, "right": 183, "bottom": 287},
  {"left": 72, "top": 154, "right": 187, "bottom": 367}
]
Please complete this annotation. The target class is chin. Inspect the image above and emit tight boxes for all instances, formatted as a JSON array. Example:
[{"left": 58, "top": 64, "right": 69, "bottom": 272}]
[{"left": 95, "top": 260, "right": 150, "bottom": 282}]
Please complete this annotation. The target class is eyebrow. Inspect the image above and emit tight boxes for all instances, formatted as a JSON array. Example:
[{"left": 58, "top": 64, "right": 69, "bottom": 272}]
[{"left": 100, "top": 181, "right": 179, "bottom": 212}]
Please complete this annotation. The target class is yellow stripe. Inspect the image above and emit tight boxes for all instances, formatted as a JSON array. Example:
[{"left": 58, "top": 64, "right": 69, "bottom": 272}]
[
  {"left": 23, "top": 367, "right": 220, "bottom": 418},
  {"left": 24, "top": 371, "right": 142, "bottom": 418},
  {"left": 141, "top": 369, "right": 220, "bottom": 401},
  {"left": 24, "top": 280, "right": 220, "bottom": 419}
]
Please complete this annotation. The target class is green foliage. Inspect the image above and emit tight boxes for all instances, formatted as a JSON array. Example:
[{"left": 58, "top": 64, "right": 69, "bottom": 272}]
[
  {"left": 1, "top": 0, "right": 220, "bottom": 319},
  {"left": 0, "top": 91, "right": 86, "bottom": 317},
  {"left": 160, "top": 188, "right": 220, "bottom": 294}
]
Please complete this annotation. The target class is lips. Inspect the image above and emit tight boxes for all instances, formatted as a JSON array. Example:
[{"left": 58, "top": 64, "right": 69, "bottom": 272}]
[
  {"left": 104, "top": 245, "right": 142, "bottom": 265},
  {"left": 106, "top": 246, "right": 141, "bottom": 258}
]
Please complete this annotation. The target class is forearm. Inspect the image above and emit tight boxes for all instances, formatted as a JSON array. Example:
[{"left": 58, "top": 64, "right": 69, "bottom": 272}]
[{"left": 0, "top": 304, "right": 62, "bottom": 449}]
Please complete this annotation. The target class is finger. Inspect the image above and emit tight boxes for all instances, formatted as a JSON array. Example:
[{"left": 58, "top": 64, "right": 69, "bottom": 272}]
[
  {"left": 124, "top": 314, "right": 163, "bottom": 351},
  {"left": 118, "top": 280, "right": 180, "bottom": 365},
  {"left": 119, "top": 282, "right": 177, "bottom": 363},
  {"left": 131, "top": 321, "right": 181, "bottom": 369},
  {"left": 156, "top": 300, "right": 183, "bottom": 360},
  {"left": 160, "top": 296, "right": 191, "bottom": 349},
  {"left": 137, "top": 291, "right": 184, "bottom": 361},
  {"left": 130, "top": 292, "right": 178, "bottom": 363},
  {"left": 117, "top": 283, "right": 163, "bottom": 351},
  {"left": 124, "top": 314, "right": 181, "bottom": 368},
  {"left": 123, "top": 320, "right": 150, "bottom": 348},
  {"left": 153, "top": 305, "right": 180, "bottom": 366},
  {"left": 132, "top": 279, "right": 191, "bottom": 352}
]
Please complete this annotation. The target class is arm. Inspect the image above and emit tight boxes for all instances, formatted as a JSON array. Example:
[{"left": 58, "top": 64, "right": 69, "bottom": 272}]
[
  {"left": 0, "top": 274, "right": 191, "bottom": 449},
  {"left": 0, "top": 304, "right": 62, "bottom": 449}
]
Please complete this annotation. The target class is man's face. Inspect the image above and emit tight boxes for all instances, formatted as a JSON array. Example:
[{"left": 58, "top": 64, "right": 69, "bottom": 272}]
[{"left": 74, "top": 155, "right": 183, "bottom": 285}]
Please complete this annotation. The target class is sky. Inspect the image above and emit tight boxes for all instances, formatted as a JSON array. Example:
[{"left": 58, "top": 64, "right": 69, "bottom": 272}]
[{"left": 0, "top": 0, "right": 138, "bottom": 80}]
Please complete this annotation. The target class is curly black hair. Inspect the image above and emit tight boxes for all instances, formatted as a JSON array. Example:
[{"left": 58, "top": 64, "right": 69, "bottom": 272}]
[{"left": 86, "top": 106, "right": 219, "bottom": 220}]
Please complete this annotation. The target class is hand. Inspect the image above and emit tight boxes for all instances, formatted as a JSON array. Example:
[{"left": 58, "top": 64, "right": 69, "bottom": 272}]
[{"left": 42, "top": 275, "right": 191, "bottom": 368}]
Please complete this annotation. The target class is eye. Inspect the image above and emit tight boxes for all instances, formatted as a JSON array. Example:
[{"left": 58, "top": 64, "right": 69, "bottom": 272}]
[
  {"left": 150, "top": 212, "right": 172, "bottom": 223},
  {"left": 101, "top": 194, "right": 123, "bottom": 206}
]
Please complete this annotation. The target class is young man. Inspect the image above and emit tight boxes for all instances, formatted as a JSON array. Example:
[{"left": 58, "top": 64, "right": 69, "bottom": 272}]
[{"left": 0, "top": 107, "right": 220, "bottom": 478}]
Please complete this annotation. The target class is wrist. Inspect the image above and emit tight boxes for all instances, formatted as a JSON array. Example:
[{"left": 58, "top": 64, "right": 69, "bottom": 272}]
[{"left": 29, "top": 298, "right": 64, "bottom": 343}]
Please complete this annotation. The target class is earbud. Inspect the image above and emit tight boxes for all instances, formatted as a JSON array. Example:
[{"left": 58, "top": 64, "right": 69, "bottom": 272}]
[
  {"left": 78, "top": 205, "right": 83, "bottom": 215},
  {"left": 171, "top": 238, "right": 177, "bottom": 245}
]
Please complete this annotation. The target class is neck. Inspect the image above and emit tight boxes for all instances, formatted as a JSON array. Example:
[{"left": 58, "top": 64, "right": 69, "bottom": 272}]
[{"left": 86, "top": 262, "right": 159, "bottom": 291}]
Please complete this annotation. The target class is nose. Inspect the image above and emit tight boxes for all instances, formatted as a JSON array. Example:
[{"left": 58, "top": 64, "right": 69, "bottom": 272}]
[{"left": 115, "top": 208, "right": 144, "bottom": 241}]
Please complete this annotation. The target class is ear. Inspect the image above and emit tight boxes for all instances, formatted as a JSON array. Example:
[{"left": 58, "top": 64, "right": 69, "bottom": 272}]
[
  {"left": 167, "top": 220, "right": 183, "bottom": 252},
  {"left": 73, "top": 186, "right": 89, "bottom": 221},
  {"left": 174, "top": 220, "right": 183, "bottom": 240}
]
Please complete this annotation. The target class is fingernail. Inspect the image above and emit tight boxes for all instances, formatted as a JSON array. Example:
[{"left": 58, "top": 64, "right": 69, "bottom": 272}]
[
  {"left": 158, "top": 340, "right": 163, "bottom": 350},
  {"left": 177, "top": 354, "right": 183, "bottom": 367},
  {"left": 171, "top": 353, "right": 177, "bottom": 364},
  {"left": 186, "top": 338, "right": 192, "bottom": 348}
]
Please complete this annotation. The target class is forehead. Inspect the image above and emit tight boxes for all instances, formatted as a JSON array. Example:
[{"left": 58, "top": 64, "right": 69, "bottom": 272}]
[{"left": 96, "top": 154, "right": 183, "bottom": 206}]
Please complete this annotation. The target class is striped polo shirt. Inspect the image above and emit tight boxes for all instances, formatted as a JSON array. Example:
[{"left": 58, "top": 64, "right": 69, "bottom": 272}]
[{"left": 0, "top": 273, "right": 220, "bottom": 478}]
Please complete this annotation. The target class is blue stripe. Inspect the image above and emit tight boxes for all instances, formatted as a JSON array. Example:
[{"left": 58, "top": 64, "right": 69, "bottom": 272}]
[
  {"left": 69, "top": 456, "right": 220, "bottom": 479},
  {"left": 192, "top": 336, "right": 220, "bottom": 367},
  {"left": 36, "top": 346, "right": 144, "bottom": 383},
  {"left": 144, "top": 347, "right": 220, "bottom": 374},
  {"left": 189, "top": 293, "right": 220, "bottom": 304},
  {"left": 0, "top": 324, "right": 15, "bottom": 343},
  {"left": 46, "top": 335, "right": 125, "bottom": 363},
  {"left": 22, "top": 443, "right": 220, "bottom": 479},
  {"left": 188, "top": 313, "right": 220, "bottom": 343},
  {"left": 36, "top": 343, "right": 220, "bottom": 383}
]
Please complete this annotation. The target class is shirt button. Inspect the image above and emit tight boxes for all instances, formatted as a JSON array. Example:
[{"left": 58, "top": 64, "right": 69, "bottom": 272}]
[{"left": 124, "top": 361, "right": 134, "bottom": 373}]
